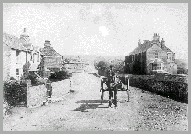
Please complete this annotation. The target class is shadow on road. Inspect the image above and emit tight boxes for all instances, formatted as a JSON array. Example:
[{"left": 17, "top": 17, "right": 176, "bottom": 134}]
[
  {"left": 75, "top": 100, "right": 108, "bottom": 104},
  {"left": 73, "top": 100, "right": 109, "bottom": 112}
]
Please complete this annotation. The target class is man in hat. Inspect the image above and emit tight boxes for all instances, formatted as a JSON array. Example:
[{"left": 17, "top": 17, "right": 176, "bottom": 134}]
[{"left": 107, "top": 65, "right": 117, "bottom": 108}]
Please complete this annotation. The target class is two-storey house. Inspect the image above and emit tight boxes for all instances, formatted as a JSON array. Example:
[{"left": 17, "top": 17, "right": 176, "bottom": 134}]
[
  {"left": 125, "top": 33, "right": 177, "bottom": 75},
  {"left": 20, "top": 28, "right": 41, "bottom": 72},
  {"left": 39, "top": 40, "right": 63, "bottom": 74},
  {"left": 3, "top": 28, "right": 41, "bottom": 81}
]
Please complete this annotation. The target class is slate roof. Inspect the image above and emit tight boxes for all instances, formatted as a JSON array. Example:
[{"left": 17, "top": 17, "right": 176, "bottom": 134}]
[
  {"left": 3, "top": 32, "right": 27, "bottom": 51},
  {"left": 129, "top": 41, "right": 151, "bottom": 55},
  {"left": 129, "top": 40, "right": 173, "bottom": 55},
  {"left": 40, "top": 46, "right": 62, "bottom": 57},
  {"left": 23, "top": 43, "right": 33, "bottom": 50},
  {"left": 161, "top": 44, "right": 173, "bottom": 53}
]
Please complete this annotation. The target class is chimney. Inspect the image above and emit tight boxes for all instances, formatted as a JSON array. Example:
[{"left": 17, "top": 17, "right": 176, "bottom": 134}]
[
  {"left": 157, "top": 33, "right": 160, "bottom": 41},
  {"left": 153, "top": 33, "right": 157, "bottom": 41},
  {"left": 24, "top": 28, "right": 26, "bottom": 33},
  {"left": 44, "top": 40, "right": 51, "bottom": 47},
  {"left": 143, "top": 40, "right": 149, "bottom": 44},
  {"left": 161, "top": 38, "right": 165, "bottom": 48},
  {"left": 138, "top": 39, "right": 141, "bottom": 47}
]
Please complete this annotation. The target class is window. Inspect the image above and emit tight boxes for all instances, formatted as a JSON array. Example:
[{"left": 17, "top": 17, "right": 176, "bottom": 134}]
[
  {"left": 132, "top": 55, "right": 135, "bottom": 62},
  {"left": 16, "top": 69, "right": 19, "bottom": 75},
  {"left": 30, "top": 53, "right": 33, "bottom": 61},
  {"left": 16, "top": 50, "right": 20, "bottom": 62},
  {"left": 155, "top": 52, "right": 158, "bottom": 58},
  {"left": 33, "top": 53, "right": 35, "bottom": 63},
  {"left": 16, "top": 50, "right": 19, "bottom": 56},
  {"left": 167, "top": 53, "right": 171, "bottom": 60},
  {"left": 157, "top": 63, "right": 161, "bottom": 70},
  {"left": 152, "top": 64, "right": 157, "bottom": 70},
  {"left": 152, "top": 63, "right": 162, "bottom": 70},
  {"left": 37, "top": 52, "right": 39, "bottom": 62}
]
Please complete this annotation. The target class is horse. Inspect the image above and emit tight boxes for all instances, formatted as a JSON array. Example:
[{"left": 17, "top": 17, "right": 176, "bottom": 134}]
[{"left": 100, "top": 75, "right": 120, "bottom": 108}]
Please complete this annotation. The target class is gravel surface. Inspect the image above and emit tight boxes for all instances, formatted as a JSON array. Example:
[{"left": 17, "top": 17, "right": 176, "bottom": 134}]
[{"left": 3, "top": 72, "right": 188, "bottom": 131}]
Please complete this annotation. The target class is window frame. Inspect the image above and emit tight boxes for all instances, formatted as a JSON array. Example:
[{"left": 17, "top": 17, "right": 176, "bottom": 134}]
[
  {"left": 16, "top": 50, "right": 20, "bottom": 63},
  {"left": 167, "top": 52, "right": 172, "bottom": 60},
  {"left": 16, "top": 68, "right": 19, "bottom": 75},
  {"left": 157, "top": 63, "right": 161, "bottom": 70},
  {"left": 37, "top": 52, "right": 39, "bottom": 62},
  {"left": 155, "top": 52, "right": 158, "bottom": 58},
  {"left": 30, "top": 53, "right": 33, "bottom": 61}
]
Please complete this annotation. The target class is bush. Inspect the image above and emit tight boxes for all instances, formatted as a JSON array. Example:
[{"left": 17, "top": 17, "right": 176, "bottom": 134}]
[
  {"left": 25, "top": 72, "right": 38, "bottom": 85},
  {"left": 3, "top": 80, "right": 27, "bottom": 107},
  {"left": 10, "top": 77, "right": 16, "bottom": 80},
  {"left": 49, "top": 70, "right": 69, "bottom": 81}
]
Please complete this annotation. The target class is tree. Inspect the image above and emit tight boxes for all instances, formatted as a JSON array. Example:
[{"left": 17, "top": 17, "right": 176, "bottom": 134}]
[
  {"left": 96, "top": 61, "right": 109, "bottom": 70},
  {"left": 22, "top": 61, "right": 31, "bottom": 79}
]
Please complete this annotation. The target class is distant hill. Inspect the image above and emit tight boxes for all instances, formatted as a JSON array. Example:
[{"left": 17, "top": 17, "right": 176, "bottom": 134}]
[
  {"left": 61, "top": 55, "right": 125, "bottom": 73},
  {"left": 62, "top": 55, "right": 125, "bottom": 64}
]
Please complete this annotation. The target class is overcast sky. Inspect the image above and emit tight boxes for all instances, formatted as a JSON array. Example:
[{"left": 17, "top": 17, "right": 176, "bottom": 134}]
[{"left": 3, "top": 3, "right": 188, "bottom": 59}]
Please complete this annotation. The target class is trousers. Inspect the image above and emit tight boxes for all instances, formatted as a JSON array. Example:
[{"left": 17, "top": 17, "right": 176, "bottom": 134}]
[{"left": 108, "top": 83, "right": 118, "bottom": 107}]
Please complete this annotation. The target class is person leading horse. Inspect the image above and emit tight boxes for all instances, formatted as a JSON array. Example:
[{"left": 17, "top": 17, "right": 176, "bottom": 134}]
[{"left": 107, "top": 65, "right": 118, "bottom": 108}]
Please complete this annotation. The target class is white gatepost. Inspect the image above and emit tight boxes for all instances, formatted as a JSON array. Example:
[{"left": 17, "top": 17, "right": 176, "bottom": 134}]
[{"left": 125, "top": 75, "right": 129, "bottom": 90}]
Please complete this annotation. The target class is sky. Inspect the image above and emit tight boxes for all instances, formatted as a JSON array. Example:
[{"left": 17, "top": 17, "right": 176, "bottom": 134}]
[{"left": 3, "top": 3, "right": 188, "bottom": 59}]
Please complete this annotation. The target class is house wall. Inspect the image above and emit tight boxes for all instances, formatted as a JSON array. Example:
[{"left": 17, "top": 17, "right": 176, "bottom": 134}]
[
  {"left": 9, "top": 49, "right": 27, "bottom": 80},
  {"left": 43, "top": 56, "right": 62, "bottom": 72},
  {"left": 27, "top": 51, "right": 41, "bottom": 72},
  {"left": 146, "top": 43, "right": 177, "bottom": 74},
  {"left": 124, "top": 51, "right": 147, "bottom": 75},
  {"left": 146, "top": 44, "right": 167, "bottom": 74},
  {"left": 27, "top": 52, "right": 32, "bottom": 63},
  {"left": 142, "top": 52, "right": 147, "bottom": 74},
  {"left": 3, "top": 43, "right": 11, "bottom": 81}
]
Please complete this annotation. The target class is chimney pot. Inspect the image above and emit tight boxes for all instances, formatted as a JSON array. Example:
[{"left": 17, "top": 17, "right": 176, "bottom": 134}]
[
  {"left": 44, "top": 40, "right": 51, "bottom": 47},
  {"left": 45, "top": 40, "right": 50, "bottom": 43}
]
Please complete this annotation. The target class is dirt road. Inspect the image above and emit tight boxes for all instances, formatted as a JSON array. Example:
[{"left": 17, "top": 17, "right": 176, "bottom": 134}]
[{"left": 3, "top": 72, "right": 188, "bottom": 131}]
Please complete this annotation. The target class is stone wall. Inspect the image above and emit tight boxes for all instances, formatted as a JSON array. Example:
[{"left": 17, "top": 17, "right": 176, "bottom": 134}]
[
  {"left": 27, "top": 81, "right": 48, "bottom": 108},
  {"left": 44, "top": 56, "right": 62, "bottom": 70}
]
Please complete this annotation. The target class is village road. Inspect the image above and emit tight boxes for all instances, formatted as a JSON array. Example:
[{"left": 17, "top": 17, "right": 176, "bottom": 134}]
[{"left": 3, "top": 72, "right": 188, "bottom": 131}]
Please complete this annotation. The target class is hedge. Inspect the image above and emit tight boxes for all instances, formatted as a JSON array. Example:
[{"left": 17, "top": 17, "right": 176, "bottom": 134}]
[
  {"left": 119, "top": 76, "right": 188, "bottom": 103},
  {"left": 3, "top": 80, "right": 27, "bottom": 107}
]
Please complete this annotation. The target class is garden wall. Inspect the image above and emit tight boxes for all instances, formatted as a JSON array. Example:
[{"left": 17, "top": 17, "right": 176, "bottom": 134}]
[
  {"left": 119, "top": 74, "right": 188, "bottom": 103},
  {"left": 26, "top": 80, "right": 48, "bottom": 108}
]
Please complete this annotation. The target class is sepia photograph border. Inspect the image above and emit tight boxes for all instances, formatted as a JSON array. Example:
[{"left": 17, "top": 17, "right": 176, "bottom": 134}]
[{"left": 2, "top": 0, "right": 189, "bottom": 133}]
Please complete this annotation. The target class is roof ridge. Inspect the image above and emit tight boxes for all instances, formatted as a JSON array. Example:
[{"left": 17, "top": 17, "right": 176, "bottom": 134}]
[
  {"left": 40, "top": 46, "right": 61, "bottom": 56},
  {"left": 129, "top": 41, "right": 152, "bottom": 55},
  {"left": 3, "top": 32, "right": 28, "bottom": 51}
]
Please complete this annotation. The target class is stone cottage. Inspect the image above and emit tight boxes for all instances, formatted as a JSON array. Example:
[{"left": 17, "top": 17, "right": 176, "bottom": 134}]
[{"left": 124, "top": 33, "right": 177, "bottom": 75}]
